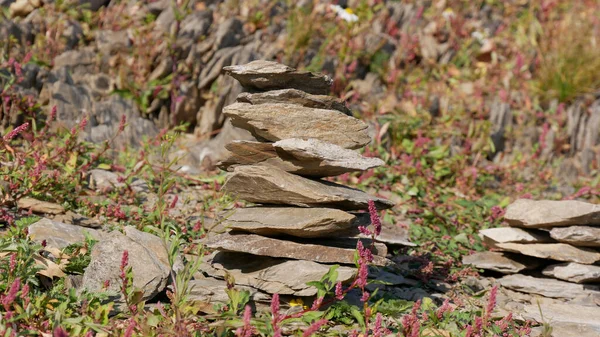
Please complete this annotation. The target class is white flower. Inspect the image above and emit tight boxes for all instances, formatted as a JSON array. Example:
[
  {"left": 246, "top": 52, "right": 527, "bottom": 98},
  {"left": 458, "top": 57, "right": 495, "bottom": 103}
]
[
  {"left": 442, "top": 8, "right": 455, "bottom": 20},
  {"left": 329, "top": 4, "right": 358, "bottom": 23}
]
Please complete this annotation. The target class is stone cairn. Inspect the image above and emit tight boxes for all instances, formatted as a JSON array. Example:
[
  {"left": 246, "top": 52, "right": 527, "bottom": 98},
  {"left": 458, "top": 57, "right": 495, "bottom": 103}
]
[
  {"left": 193, "top": 60, "right": 401, "bottom": 306},
  {"left": 464, "top": 199, "right": 600, "bottom": 300}
]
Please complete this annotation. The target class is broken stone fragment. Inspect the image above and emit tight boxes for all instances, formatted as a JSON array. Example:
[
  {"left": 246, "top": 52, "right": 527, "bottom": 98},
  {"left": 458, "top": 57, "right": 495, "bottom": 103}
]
[
  {"left": 18, "top": 197, "right": 65, "bottom": 215},
  {"left": 542, "top": 262, "right": 600, "bottom": 283},
  {"left": 198, "top": 251, "right": 356, "bottom": 296},
  {"left": 479, "top": 227, "right": 553, "bottom": 247},
  {"left": 223, "top": 60, "right": 333, "bottom": 95},
  {"left": 494, "top": 243, "right": 600, "bottom": 264},
  {"left": 462, "top": 251, "right": 540, "bottom": 274},
  {"left": 498, "top": 274, "right": 600, "bottom": 299},
  {"left": 223, "top": 102, "right": 370, "bottom": 149},
  {"left": 219, "top": 138, "right": 384, "bottom": 177},
  {"left": 550, "top": 226, "right": 600, "bottom": 247},
  {"left": 205, "top": 232, "right": 391, "bottom": 266},
  {"left": 221, "top": 165, "right": 394, "bottom": 211},
  {"left": 504, "top": 199, "right": 600, "bottom": 228},
  {"left": 236, "top": 89, "right": 351, "bottom": 115},
  {"left": 225, "top": 207, "right": 356, "bottom": 238}
]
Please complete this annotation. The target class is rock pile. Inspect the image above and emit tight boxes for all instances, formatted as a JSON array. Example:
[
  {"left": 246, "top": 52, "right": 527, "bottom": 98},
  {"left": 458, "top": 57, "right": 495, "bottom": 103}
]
[
  {"left": 197, "top": 60, "right": 398, "bottom": 299},
  {"left": 464, "top": 199, "right": 600, "bottom": 300}
]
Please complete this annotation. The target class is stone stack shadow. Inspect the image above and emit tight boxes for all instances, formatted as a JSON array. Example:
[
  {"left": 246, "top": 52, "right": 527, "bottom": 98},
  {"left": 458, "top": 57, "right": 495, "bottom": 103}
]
[
  {"left": 191, "top": 61, "right": 408, "bottom": 306},
  {"left": 464, "top": 199, "right": 600, "bottom": 300}
]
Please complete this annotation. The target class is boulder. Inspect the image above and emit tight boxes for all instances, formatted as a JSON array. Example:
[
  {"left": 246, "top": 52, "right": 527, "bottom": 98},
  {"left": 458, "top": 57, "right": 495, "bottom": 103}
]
[
  {"left": 225, "top": 207, "right": 356, "bottom": 238},
  {"left": 521, "top": 302, "right": 600, "bottom": 329},
  {"left": 221, "top": 165, "right": 394, "bottom": 211},
  {"left": 542, "top": 263, "right": 600, "bottom": 283},
  {"left": 205, "top": 232, "right": 391, "bottom": 266},
  {"left": 223, "top": 60, "right": 333, "bottom": 95},
  {"left": 199, "top": 252, "right": 356, "bottom": 296},
  {"left": 462, "top": 251, "right": 539, "bottom": 274},
  {"left": 495, "top": 243, "right": 600, "bottom": 264},
  {"left": 497, "top": 274, "right": 600, "bottom": 299},
  {"left": 28, "top": 218, "right": 103, "bottom": 249},
  {"left": 504, "top": 199, "right": 600, "bottom": 228},
  {"left": 236, "top": 89, "right": 351, "bottom": 115},
  {"left": 550, "top": 226, "right": 600, "bottom": 247},
  {"left": 219, "top": 138, "right": 384, "bottom": 177},
  {"left": 223, "top": 102, "right": 370, "bottom": 149}
]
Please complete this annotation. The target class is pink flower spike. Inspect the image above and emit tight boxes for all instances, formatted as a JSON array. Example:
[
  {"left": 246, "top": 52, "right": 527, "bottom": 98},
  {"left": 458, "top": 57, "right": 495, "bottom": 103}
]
[
  {"left": 302, "top": 319, "right": 328, "bottom": 337},
  {"left": 3, "top": 122, "right": 29, "bottom": 141},
  {"left": 334, "top": 282, "right": 344, "bottom": 300},
  {"left": 368, "top": 200, "right": 382, "bottom": 237},
  {"left": 271, "top": 293, "right": 280, "bottom": 322}
]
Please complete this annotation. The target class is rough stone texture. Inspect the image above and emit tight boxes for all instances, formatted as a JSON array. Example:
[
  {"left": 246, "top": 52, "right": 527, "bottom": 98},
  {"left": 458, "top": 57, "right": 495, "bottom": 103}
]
[
  {"left": 222, "top": 165, "right": 394, "bottom": 211},
  {"left": 498, "top": 274, "right": 600, "bottom": 299},
  {"left": 462, "top": 251, "right": 539, "bottom": 274},
  {"left": 521, "top": 303, "right": 600, "bottom": 330},
  {"left": 188, "top": 277, "right": 270, "bottom": 309},
  {"left": 225, "top": 207, "right": 356, "bottom": 238},
  {"left": 495, "top": 243, "right": 600, "bottom": 264},
  {"left": 504, "top": 199, "right": 600, "bottom": 228},
  {"left": 199, "top": 252, "right": 356, "bottom": 296},
  {"left": 550, "top": 226, "right": 600, "bottom": 247},
  {"left": 52, "top": 211, "right": 102, "bottom": 228},
  {"left": 28, "top": 218, "right": 103, "bottom": 249},
  {"left": 236, "top": 89, "right": 351, "bottom": 115},
  {"left": 219, "top": 139, "right": 384, "bottom": 177},
  {"left": 205, "top": 232, "right": 391, "bottom": 266},
  {"left": 81, "top": 230, "right": 170, "bottom": 302},
  {"left": 17, "top": 197, "right": 65, "bottom": 214},
  {"left": 479, "top": 227, "right": 552, "bottom": 247},
  {"left": 223, "top": 102, "right": 370, "bottom": 149},
  {"left": 542, "top": 262, "right": 600, "bottom": 283},
  {"left": 223, "top": 60, "right": 333, "bottom": 95},
  {"left": 88, "top": 169, "right": 149, "bottom": 194}
]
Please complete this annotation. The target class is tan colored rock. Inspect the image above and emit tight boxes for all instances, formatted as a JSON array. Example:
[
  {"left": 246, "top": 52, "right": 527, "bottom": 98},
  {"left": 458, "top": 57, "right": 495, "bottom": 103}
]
[
  {"left": 199, "top": 252, "right": 356, "bottom": 296},
  {"left": 504, "top": 199, "right": 600, "bottom": 228},
  {"left": 205, "top": 232, "right": 391, "bottom": 266},
  {"left": 495, "top": 243, "right": 600, "bottom": 264},
  {"left": 542, "top": 263, "right": 600, "bottom": 283},
  {"left": 221, "top": 165, "right": 394, "bottom": 211},
  {"left": 9, "top": 0, "right": 41, "bottom": 17},
  {"left": 521, "top": 302, "right": 600, "bottom": 329},
  {"left": 479, "top": 227, "right": 552, "bottom": 247},
  {"left": 28, "top": 218, "right": 103, "bottom": 249},
  {"left": 498, "top": 274, "right": 600, "bottom": 299},
  {"left": 223, "top": 60, "right": 333, "bottom": 95},
  {"left": 236, "top": 89, "right": 351, "bottom": 115},
  {"left": 462, "top": 251, "right": 539, "bottom": 274},
  {"left": 223, "top": 102, "right": 370, "bottom": 149},
  {"left": 225, "top": 207, "right": 356, "bottom": 238},
  {"left": 18, "top": 197, "right": 65, "bottom": 215},
  {"left": 219, "top": 139, "right": 384, "bottom": 177},
  {"left": 550, "top": 226, "right": 600, "bottom": 247}
]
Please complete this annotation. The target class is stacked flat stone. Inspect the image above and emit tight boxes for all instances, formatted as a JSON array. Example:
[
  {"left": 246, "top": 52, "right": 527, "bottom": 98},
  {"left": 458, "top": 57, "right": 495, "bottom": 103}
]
[
  {"left": 200, "top": 60, "right": 396, "bottom": 298},
  {"left": 463, "top": 199, "right": 600, "bottom": 300}
]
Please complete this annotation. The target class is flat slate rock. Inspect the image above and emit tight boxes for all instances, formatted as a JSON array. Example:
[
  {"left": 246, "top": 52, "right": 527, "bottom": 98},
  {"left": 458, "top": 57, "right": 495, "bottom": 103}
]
[
  {"left": 223, "top": 60, "right": 333, "bottom": 95},
  {"left": 205, "top": 232, "right": 391, "bottom": 266},
  {"left": 18, "top": 197, "right": 65, "bottom": 214},
  {"left": 225, "top": 207, "right": 356, "bottom": 238},
  {"left": 28, "top": 218, "right": 103, "bottom": 249},
  {"left": 236, "top": 89, "right": 351, "bottom": 115},
  {"left": 188, "top": 276, "right": 271, "bottom": 307},
  {"left": 462, "top": 251, "right": 539, "bottom": 274},
  {"left": 223, "top": 102, "right": 370, "bottom": 149},
  {"left": 221, "top": 165, "right": 394, "bottom": 211},
  {"left": 550, "top": 226, "right": 600, "bottom": 247},
  {"left": 521, "top": 302, "right": 600, "bottom": 330},
  {"left": 542, "top": 262, "right": 600, "bottom": 283},
  {"left": 495, "top": 243, "right": 600, "bottom": 264},
  {"left": 199, "top": 251, "right": 356, "bottom": 296},
  {"left": 479, "top": 227, "right": 552, "bottom": 247},
  {"left": 505, "top": 199, "right": 600, "bottom": 228},
  {"left": 219, "top": 139, "right": 384, "bottom": 177},
  {"left": 498, "top": 274, "right": 600, "bottom": 299}
]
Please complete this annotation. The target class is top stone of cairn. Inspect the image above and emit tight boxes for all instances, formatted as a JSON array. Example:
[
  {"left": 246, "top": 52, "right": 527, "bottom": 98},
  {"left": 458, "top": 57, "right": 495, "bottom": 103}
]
[{"left": 222, "top": 60, "right": 333, "bottom": 95}]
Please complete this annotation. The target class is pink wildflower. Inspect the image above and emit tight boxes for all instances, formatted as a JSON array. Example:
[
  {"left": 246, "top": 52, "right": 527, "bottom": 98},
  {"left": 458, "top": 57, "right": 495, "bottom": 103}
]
[
  {"left": 302, "top": 319, "right": 328, "bottom": 337},
  {"left": 3, "top": 122, "right": 29, "bottom": 141},
  {"left": 484, "top": 285, "right": 498, "bottom": 323},
  {"left": 2, "top": 278, "right": 21, "bottom": 310},
  {"left": 53, "top": 327, "right": 69, "bottom": 337},
  {"left": 9, "top": 253, "right": 16, "bottom": 273},
  {"left": 118, "top": 114, "right": 127, "bottom": 132},
  {"left": 334, "top": 282, "right": 344, "bottom": 300},
  {"left": 170, "top": 195, "right": 178, "bottom": 209},
  {"left": 360, "top": 291, "right": 370, "bottom": 303},
  {"left": 436, "top": 298, "right": 453, "bottom": 319},
  {"left": 373, "top": 313, "right": 384, "bottom": 337},
  {"left": 368, "top": 200, "right": 382, "bottom": 237}
]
